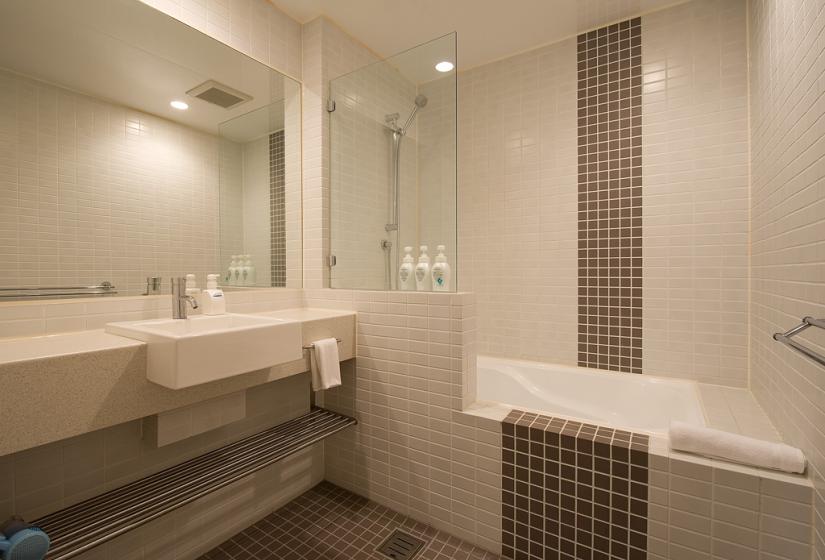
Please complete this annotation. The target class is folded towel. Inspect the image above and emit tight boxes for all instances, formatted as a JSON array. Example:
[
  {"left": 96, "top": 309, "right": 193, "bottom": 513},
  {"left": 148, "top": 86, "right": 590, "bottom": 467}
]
[
  {"left": 669, "top": 421, "right": 806, "bottom": 474},
  {"left": 310, "top": 338, "right": 341, "bottom": 391}
]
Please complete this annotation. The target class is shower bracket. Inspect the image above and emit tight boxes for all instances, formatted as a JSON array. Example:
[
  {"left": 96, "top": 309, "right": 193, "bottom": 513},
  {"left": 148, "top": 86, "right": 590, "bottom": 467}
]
[{"left": 326, "top": 98, "right": 336, "bottom": 112}]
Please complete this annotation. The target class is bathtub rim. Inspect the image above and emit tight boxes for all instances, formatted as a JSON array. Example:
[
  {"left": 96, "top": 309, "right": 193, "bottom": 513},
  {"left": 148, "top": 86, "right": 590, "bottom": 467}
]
[{"left": 475, "top": 353, "right": 708, "bottom": 436}]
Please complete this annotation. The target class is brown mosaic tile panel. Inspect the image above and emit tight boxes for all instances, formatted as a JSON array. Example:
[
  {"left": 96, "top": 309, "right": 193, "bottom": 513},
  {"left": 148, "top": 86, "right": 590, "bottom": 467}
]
[
  {"left": 269, "top": 130, "right": 286, "bottom": 288},
  {"left": 576, "top": 18, "right": 643, "bottom": 374},
  {"left": 501, "top": 410, "right": 649, "bottom": 560},
  {"left": 198, "top": 481, "right": 501, "bottom": 560}
]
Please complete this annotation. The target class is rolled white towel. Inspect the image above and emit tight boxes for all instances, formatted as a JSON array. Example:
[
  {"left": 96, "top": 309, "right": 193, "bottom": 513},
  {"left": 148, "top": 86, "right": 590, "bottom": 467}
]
[
  {"left": 669, "top": 421, "right": 806, "bottom": 474},
  {"left": 310, "top": 338, "right": 341, "bottom": 391}
]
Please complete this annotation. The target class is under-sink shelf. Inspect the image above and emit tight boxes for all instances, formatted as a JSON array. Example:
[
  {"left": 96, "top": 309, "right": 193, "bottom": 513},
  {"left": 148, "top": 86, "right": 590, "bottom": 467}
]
[{"left": 34, "top": 407, "right": 356, "bottom": 560}]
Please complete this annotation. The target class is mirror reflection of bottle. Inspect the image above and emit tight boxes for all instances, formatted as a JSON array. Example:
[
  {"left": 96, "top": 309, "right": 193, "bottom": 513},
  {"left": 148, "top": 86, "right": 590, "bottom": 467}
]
[
  {"left": 431, "top": 245, "right": 451, "bottom": 291},
  {"left": 227, "top": 255, "right": 238, "bottom": 285},
  {"left": 399, "top": 246, "right": 415, "bottom": 291},
  {"left": 243, "top": 254, "right": 256, "bottom": 286},
  {"left": 414, "top": 245, "right": 431, "bottom": 291}
]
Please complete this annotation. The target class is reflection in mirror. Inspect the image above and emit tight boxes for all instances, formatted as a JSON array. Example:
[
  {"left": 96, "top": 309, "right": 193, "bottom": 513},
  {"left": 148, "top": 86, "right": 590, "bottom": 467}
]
[
  {"left": 329, "top": 33, "right": 456, "bottom": 291},
  {"left": 0, "top": 0, "right": 301, "bottom": 299}
]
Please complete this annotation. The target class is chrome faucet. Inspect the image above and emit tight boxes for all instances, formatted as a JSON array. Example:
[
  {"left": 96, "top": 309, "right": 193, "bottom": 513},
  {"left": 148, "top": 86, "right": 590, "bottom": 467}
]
[{"left": 171, "top": 277, "right": 198, "bottom": 319}]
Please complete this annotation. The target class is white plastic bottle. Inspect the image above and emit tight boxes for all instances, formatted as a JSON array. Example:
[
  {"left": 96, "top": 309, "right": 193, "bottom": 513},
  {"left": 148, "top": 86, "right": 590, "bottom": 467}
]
[
  {"left": 201, "top": 274, "right": 226, "bottom": 315},
  {"left": 243, "top": 254, "right": 256, "bottom": 286},
  {"left": 431, "top": 245, "right": 451, "bottom": 291},
  {"left": 185, "top": 274, "right": 200, "bottom": 307},
  {"left": 399, "top": 246, "right": 415, "bottom": 291},
  {"left": 227, "top": 255, "right": 238, "bottom": 286},
  {"left": 414, "top": 245, "right": 431, "bottom": 291}
]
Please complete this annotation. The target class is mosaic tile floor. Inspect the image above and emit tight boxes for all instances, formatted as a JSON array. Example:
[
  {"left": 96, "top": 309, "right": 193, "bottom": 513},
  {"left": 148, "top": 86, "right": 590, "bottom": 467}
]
[{"left": 198, "top": 481, "right": 501, "bottom": 560}]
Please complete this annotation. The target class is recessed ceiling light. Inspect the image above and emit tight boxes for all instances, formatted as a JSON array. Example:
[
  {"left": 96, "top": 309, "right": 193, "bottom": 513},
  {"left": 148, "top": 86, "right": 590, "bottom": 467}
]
[
  {"left": 435, "top": 61, "right": 454, "bottom": 73},
  {"left": 170, "top": 100, "right": 189, "bottom": 110}
]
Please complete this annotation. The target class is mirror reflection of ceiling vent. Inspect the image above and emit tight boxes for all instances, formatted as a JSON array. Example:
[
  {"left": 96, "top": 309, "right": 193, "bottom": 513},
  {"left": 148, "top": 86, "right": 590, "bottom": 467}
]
[{"left": 186, "top": 80, "right": 252, "bottom": 109}]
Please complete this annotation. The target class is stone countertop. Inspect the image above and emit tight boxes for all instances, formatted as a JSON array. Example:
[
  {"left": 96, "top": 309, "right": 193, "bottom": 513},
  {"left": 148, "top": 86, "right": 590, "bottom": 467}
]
[{"left": 0, "top": 308, "right": 356, "bottom": 456}]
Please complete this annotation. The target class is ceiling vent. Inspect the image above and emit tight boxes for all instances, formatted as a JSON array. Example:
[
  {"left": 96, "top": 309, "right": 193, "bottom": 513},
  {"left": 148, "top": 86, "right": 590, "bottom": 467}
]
[{"left": 186, "top": 80, "right": 252, "bottom": 109}]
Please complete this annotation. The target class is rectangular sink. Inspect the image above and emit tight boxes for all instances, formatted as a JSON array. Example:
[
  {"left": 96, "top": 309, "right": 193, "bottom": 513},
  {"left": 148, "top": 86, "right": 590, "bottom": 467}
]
[{"left": 105, "top": 314, "right": 302, "bottom": 389}]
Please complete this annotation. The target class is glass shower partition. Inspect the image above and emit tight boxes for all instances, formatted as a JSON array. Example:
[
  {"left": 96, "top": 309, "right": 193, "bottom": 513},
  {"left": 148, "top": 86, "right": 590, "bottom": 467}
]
[{"left": 329, "top": 33, "right": 457, "bottom": 291}]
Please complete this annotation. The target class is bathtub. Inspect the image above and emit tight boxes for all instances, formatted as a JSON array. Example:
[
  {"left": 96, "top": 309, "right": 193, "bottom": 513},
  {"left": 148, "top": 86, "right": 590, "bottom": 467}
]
[{"left": 476, "top": 355, "right": 706, "bottom": 434}]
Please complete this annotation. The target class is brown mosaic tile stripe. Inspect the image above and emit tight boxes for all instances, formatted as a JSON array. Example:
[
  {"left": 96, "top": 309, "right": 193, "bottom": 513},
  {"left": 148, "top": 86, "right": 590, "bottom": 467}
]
[
  {"left": 198, "top": 481, "right": 501, "bottom": 560},
  {"left": 576, "top": 18, "right": 643, "bottom": 374},
  {"left": 269, "top": 130, "right": 286, "bottom": 288},
  {"left": 501, "top": 410, "right": 649, "bottom": 560}
]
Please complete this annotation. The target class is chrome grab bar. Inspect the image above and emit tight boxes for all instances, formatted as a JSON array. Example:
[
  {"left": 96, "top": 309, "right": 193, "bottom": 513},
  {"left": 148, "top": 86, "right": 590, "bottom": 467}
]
[
  {"left": 0, "top": 282, "right": 117, "bottom": 300},
  {"left": 773, "top": 316, "right": 825, "bottom": 368}
]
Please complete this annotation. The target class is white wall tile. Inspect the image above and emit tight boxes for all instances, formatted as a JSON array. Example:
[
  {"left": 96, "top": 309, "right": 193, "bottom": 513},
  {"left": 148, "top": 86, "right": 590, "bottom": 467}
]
[
  {"left": 641, "top": 0, "right": 750, "bottom": 386},
  {"left": 749, "top": 0, "right": 825, "bottom": 555}
]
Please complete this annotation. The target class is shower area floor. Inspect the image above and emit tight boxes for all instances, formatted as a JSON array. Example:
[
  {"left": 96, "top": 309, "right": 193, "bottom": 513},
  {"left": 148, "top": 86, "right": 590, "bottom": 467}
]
[{"left": 198, "top": 481, "right": 500, "bottom": 560}]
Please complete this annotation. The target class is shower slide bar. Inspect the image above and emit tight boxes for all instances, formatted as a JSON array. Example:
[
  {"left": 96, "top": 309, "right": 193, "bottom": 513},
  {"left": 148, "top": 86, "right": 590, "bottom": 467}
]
[
  {"left": 773, "top": 316, "right": 825, "bottom": 368},
  {"left": 33, "top": 407, "right": 356, "bottom": 560}
]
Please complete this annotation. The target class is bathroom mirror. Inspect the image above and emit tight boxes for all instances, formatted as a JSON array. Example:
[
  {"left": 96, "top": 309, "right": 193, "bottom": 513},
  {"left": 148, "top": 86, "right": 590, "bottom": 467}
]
[{"left": 0, "top": 0, "right": 302, "bottom": 298}]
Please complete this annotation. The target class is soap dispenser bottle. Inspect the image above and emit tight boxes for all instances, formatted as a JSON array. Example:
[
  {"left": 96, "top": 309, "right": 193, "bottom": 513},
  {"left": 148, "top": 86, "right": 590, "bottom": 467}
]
[
  {"left": 414, "top": 245, "right": 431, "bottom": 291},
  {"left": 201, "top": 274, "right": 226, "bottom": 315},
  {"left": 431, "top": 245, "right": 451, "bottom": 291},
  {"left": 399, "top": 246, "right": 415, "bottom": 291}
]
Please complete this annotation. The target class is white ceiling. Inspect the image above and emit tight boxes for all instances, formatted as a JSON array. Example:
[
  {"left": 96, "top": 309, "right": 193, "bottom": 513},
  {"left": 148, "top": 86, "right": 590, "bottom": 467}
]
[{"left": 272, "top": 0, "right": 686, "bottom": 70}]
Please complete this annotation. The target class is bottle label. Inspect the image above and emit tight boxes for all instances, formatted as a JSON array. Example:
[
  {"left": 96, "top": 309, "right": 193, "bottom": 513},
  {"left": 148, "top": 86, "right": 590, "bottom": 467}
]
[
  {"left": 415, "top": 267, "right": 427, "bottom": 282},
  {"left": 400, "top": 268, "right": 410, "bottom": 282},
  {"left": 433, "top": 270, "right": 445, "bottom": 287}
]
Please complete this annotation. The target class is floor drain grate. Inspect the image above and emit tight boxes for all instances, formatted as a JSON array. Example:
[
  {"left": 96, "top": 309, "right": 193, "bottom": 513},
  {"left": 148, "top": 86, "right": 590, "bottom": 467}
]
[{"left": 376, "top": 529, "right": 427, "bottom": 560}]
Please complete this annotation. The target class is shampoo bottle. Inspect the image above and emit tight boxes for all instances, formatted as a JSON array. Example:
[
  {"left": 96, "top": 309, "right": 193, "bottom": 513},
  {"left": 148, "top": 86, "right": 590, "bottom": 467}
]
[
  {"left": 431, "top": 245, "right": 451, "bottom": 291},
  {"left": 399, "top": 246, "right": 415, "bottom": 291},
  {"left": 414, "top": 245, "right": 431, "bottom": 291}
]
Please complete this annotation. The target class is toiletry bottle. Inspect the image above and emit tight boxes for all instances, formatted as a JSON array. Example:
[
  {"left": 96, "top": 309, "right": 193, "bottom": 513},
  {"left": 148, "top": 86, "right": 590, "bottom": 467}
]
[
  {"left": 201, "top": 274, "right": 226, "bottom": 315},
  {"left": 185, "top": 274, "right": 200, "bottom": 307},
  {"left": 399, "top": 246, "right": 415, "bottom": 291},
  {"left": 237, "top": 254, "right": 247, "bottom": 286},
  {"left": 227, "top": 255, "right": 238, "bottom": 285},
  {"left": 414, "top": 245, "right": 431, "bottom": 291},
  {"left": 243, "top": 254, "right": 256, "bottom": 286},
  {"left": 233, "top": 255, "right": 243, "bottom": 285},
  {"left": 431, "top": 245, "right": 451, "bottom": 291}
]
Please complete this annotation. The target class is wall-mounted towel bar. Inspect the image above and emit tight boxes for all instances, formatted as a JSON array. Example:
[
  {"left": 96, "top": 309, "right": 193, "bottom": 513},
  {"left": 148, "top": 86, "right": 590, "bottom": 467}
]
[
  {"left": 33, "top": 407, "right": 355, "bottom": 560},
  {"left": 303, "top": 338, "right": 342, "bottom": 350},
  {"left": 773, "top": 316, "right": 825, "bottom": 368}
]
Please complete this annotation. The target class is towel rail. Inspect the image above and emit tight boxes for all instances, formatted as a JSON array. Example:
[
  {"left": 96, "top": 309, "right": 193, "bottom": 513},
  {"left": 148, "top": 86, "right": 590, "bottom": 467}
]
[
  {"left": 773, "top": 316, "right": 825, "bottom": 368},
  {"left": 303, "top": 337, "right": 342, "bottom": 350},
  {"left": 34, "top": 407, "right": 356, "bottom": 560}
]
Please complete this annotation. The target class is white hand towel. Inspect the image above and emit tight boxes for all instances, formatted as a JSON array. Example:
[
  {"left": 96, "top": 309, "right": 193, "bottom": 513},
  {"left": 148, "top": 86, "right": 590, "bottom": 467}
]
[
  {"left": 669, "top": 421, "right": 806, "bottom": 474},
  {"left": 310, "top": 338, "right": 341, "bottom": 391}
]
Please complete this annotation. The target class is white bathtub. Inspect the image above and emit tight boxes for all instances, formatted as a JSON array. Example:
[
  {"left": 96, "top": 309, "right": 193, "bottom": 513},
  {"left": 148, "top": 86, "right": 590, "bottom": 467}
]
[{"left": 476, "top": 355, "right": 706, "bottom": 434}]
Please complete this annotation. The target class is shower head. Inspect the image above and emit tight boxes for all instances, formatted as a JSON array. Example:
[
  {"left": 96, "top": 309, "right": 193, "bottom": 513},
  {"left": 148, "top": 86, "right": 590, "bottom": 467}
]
[{"left": 400, "top": 94, "right": 428, "bottom": 134}]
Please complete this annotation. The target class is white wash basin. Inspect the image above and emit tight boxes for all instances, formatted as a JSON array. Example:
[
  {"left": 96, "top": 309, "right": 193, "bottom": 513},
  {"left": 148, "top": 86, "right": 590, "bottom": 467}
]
[{"left": 105, "top": 314, "right": 302, "bottom": 389}]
